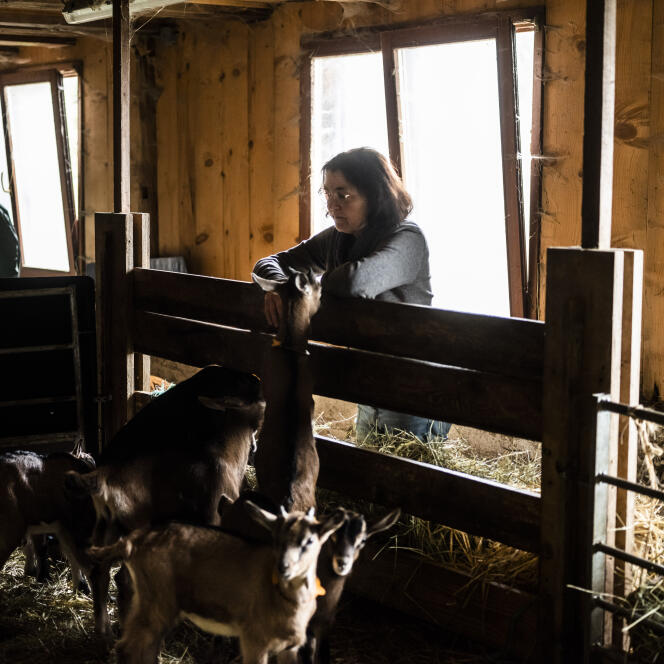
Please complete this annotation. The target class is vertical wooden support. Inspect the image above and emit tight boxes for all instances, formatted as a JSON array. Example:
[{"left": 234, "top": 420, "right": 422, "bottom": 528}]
[
  {"left": 95, "top": 212, "right": 134, "bottom": 447},
  {"left": 132, "top": 212, "right": 150, "bottom": 407},
  {"left": 581, "top": 0, "right": 617, "bottom": 249},
  {"left": 613, "top": 249, "right": 643, "bottom": 645},
  {"left": 539, "top": 247, "right": 624, "bottom": 663},
  {"left": 113, "top": 0, "right": 130, "bottom": 213}
]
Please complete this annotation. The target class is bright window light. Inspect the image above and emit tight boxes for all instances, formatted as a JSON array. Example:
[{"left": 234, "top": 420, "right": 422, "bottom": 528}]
[
  {"left": 397, "top": 39, "right": 508, "bottom": 315},
  {"left": 63, "top": 75, "right": 80, "bottom": 220},
  {"left": 310, "top": 52, "right": 389, "bottom": 235},
  {"left": 5, "top": 82, "right": 70, "bottom": 272},
  {"left": 515, "top": 28, "right": 535, "bottom": 276}
]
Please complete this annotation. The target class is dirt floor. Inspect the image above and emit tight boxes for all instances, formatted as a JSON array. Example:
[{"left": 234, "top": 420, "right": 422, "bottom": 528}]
[{"left": 0, "top": 550, "right": 518, "bottom": 664}]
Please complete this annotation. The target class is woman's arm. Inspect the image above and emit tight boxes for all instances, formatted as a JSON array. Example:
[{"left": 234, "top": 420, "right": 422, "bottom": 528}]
[
  {"left": 252, "top": 227, "right": 332, "bottom": 281},
  {"left": 252, "top": 227, "right": 333, "bottom": 328},
  {"left": 322, "top": 224, "right": 426, "bottom": 299}
]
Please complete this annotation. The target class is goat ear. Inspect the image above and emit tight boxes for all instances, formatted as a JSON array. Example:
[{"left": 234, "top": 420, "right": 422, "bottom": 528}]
[
  {"left": 366, "top": 508, "right": 401, "bottom": 538},
  {"left": 217, "top": 494, "right": 234, "bottom": 519},
  {"left": 245, "top": 500, "right": 279, "bottom": 532},
  {"left": 293, "top": 272, "right": 311, "bottom": 295},
  {"left": 318, "top": 510, "right": 346, "bottom": 544},
  {"left": 252, "top": 272, "right": 284, "bottom": 293}
]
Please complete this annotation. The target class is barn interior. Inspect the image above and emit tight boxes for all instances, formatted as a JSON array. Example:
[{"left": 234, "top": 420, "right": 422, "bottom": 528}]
[{"left": 0, "top": 0, "right": 663, "bottom": 663}]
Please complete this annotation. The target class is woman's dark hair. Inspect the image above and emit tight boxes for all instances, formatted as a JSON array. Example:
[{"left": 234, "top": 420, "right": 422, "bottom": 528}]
[{"left": 323, "top": 147, "right": 413, "bottom": 231}]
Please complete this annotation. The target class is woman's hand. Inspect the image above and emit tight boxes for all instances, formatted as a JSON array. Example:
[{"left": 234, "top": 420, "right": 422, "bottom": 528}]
[{"left": 264, "top": 291, "right": 283, "bottom": 329}]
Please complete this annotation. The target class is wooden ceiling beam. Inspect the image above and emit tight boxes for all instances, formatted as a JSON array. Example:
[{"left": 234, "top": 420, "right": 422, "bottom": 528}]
[{"left": 0, "top": 34, "right": 76, "bottom": 47}]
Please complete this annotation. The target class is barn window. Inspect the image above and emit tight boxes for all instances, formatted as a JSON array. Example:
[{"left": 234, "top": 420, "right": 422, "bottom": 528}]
[
  {"left": 0, "top": 67, "right": 81, "bottom": 276},
  {"left": 301, "top": 12, "right": 542, "bottom": 318}
]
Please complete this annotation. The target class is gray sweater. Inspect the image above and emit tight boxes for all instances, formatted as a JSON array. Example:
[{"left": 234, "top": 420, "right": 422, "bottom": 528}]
[{"left": 252, "top": 221, "right": 433, "bottom": 305}]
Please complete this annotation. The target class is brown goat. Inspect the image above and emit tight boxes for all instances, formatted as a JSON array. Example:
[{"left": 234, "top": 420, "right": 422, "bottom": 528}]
[
  {"left": 67, "top": 366, "right": 265, "bottom": 638},
  {"left": 0, "top": 450, "right": 96, "bottom": 592},
  {"left": 88, "top": 503, "right": 344, "bottom": 664},
  {"left": 252, "top": 269, "right": 322, "bottom": 512}
]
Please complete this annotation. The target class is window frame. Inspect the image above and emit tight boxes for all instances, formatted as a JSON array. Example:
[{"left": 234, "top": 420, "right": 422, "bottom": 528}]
[
  {"left": 0, "top": 64, "right": 81, "bottom": 277},
  {"left": 300, "top": 8, "right": 544, "bottom": 319}
]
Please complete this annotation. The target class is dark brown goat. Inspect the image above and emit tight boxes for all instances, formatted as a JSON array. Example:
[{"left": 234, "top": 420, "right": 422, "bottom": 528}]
[
  {"left": 301, "top": 507, "right": 401, "bottom": 664},
  {"left": 88, "top": 503, "right": 344, "bottom": 664},
  {"left": 0, "top": 450, "right": 96, "bottom": 592},
  {"left": 67, "top": 365, "right": 265, "bottom": 638},
  {"left": 252, "top": 270, "right": 321, "bottom": 512}
]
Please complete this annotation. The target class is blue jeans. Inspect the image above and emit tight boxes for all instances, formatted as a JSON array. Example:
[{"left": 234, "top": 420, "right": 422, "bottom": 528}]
[{"left": 356, "top": 404, "right": 451, "bottom": 442}]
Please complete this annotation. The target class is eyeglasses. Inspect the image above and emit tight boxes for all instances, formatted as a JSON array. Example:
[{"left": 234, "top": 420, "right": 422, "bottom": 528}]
[{"left": 319, "top": 188, "right": 354, "bottom": 205}]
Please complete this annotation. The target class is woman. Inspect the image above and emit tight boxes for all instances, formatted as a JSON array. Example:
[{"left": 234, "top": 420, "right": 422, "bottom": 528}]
[{"left": 253, "top": 147, "right": 450, "bottom": 441}]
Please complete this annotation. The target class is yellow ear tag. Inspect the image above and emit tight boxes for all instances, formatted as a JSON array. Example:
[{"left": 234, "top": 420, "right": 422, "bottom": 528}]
[
  {"left": 315, "top": 577, "right": 326, "bottom": 597},
  {"left": 272, "top": 338, "right": 282, "bottom": 348}
]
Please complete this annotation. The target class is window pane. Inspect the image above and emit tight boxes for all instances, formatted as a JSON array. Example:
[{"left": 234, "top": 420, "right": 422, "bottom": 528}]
[
  {"left": 63, "top": 75, "right": 79, "bottom": 220},
  {"left": 310, "top": 52, "right": 389, "bottom": 235},
  {"left": 5, "top": 81, "right": 70, "bottom": 272},
  {"left": 515, "top": 28, "right": 535, "bottom": 276},
  {"left": 397, "top": 39, "right": 509, "bottom": 316}
]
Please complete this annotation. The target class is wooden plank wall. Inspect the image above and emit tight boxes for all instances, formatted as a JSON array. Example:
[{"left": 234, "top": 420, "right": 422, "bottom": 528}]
[{"left": 4, "top": 0, "right": 663, "bottom": 399}]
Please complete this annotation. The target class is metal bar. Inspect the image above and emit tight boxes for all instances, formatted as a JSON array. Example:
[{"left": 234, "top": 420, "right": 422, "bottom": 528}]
[
  {"left": 596, "top": 397, "right": 664, "bottom": 427},
  {"left": 593, "top": 542, "right": 664, "bottom": 577},
  {"left": 592, "top": 598, "right": 664, "bottom": 636},
  {"left": 596, "top": 473, "right": 664, "bottom": 503}
]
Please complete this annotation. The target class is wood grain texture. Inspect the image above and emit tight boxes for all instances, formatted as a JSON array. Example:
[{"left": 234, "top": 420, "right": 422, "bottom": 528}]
[
  {"left": 539, "top": 247, "right": 624, "bottom": 662},
  {"left": 348, "top": 541, "right": 538, "bottom": 658},
  {"left": 644, "top": 0, "right": 664, "bottom": 400},
  {"left": 316, "top": 435, "right": 540, "bottom": 551},
  {"left": 132, "top": 308, "right": 542, "bottom": 440},
  {"left": 132, "top": 268, "right": 545, "bottom": 380}
]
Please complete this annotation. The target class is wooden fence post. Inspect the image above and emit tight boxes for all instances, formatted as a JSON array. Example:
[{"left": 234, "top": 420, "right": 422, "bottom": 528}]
[
  {"left": 132, "top": 212, "right": 151, "bottom": 409},
  {"left": 613, "top": 249, "right": 643, "bottom": 645},
  {"left": 539, "top": 247, "right": 624, "bottom": 662},
  {"left": 95, "top": 212, "right": 134, "bottom": 447}
]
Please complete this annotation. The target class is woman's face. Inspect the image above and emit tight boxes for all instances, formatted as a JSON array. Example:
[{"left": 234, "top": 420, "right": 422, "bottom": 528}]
[{"left": 323, "top": 170, "right": 368, "bottom": 236}]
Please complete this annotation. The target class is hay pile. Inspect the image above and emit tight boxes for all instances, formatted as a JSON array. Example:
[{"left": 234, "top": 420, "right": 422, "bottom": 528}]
[{"left": 316, "top": 423, "right": 542, "bottom": 592}]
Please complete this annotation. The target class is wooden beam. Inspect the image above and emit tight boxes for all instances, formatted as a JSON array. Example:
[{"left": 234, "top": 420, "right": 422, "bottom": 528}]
[
  {"left": 316, "top": 435, "right": 540, "bottom": 552},
  {"left": 132, "top": 310, "right": 543, "bottom": 440},
  {"left": 0, "top": 35, "right": 76, "bottom": 47},
  {"left": 132, "top": 268, "right": 545, "bottom": 381},
  {"left": 349, "top": 542, "right": 538, "bottom": 658},
  {"left": 95, "top": 213, "right": 134, "bottom": 445},
  {"left": 581, "top": 0, "right": 617, "bottom": 249},
  {"left": 539, "top": 248, "right": 624, "bottom": 662},
  {"left": 612, "top": 250, "right": 643, "bottom": 644},
  {"left": 113, "top": 0, "right": 130, "bottom": 213}
]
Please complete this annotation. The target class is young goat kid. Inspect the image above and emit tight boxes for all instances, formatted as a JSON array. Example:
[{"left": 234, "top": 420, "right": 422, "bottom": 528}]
[
  {"left": 301, "top": 507, "right": 401, "bottom": 664},
  {"left": 252, "top": 269, "right": 322, "bottom": 512},
  {"left": 88, "top": 503, "right": 344, "bottom": 664},
  {"left": 0, "top": 450, "right": 96, "bottom": 592}
]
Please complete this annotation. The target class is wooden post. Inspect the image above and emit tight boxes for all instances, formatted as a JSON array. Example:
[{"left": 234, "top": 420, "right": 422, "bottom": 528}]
[
  {"left": 113, "top": 0, "right": 130, "bottom": 213},
  {"left": 539, "top": 247, "right": 624, "bottom": 663},
  {"left": 95, "top": 212, "right": 134, "bottom": 446},
  {"left": 132, "top": 212, "right": 150, "bottom": 410},
  {"left": 613, "top": 249, "right": 643, "bottom": 645},
  {"left": 581, "top": 0, "right": 617, "bottom": 249}
]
